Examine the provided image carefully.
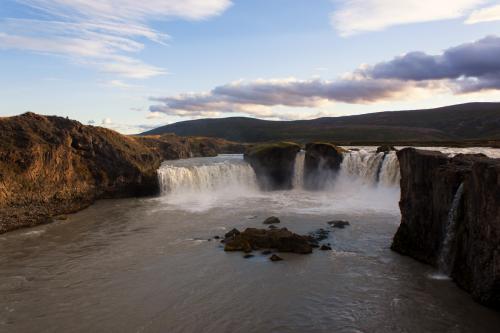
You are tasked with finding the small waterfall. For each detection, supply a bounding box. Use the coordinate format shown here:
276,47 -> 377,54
339,150 -> 400,186
293,151 -> 305,188
438,182 -> 465,275
158,159 -> 258,194
378,153 -> 401,186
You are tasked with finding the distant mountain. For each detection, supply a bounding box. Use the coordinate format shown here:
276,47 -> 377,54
142,103 -> 500,144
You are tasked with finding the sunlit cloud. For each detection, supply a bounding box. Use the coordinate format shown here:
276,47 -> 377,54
330,0 -> 485,36
466,4 -> 500,24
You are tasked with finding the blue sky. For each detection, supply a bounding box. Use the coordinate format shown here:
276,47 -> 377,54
1,0 -> 500,133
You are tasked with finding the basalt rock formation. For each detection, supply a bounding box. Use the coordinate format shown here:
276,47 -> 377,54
0,112 -> 242,233
304,142 -> 346,189
244,142 -> 300,190
392,148 -> 500,308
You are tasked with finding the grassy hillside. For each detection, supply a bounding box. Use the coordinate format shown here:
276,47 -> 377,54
142,102 -> 500,144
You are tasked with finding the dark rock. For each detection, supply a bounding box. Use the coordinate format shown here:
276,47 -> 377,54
225,228 -> 240,239
263,216 -> 280,224
392,148 -> 500,308
223,227 -> 313,254
224,237 -> 252,253
243,254 -> 254,259
261,250 -> 272,255
327,220 -> 350,228
268,225 -> 278,229
244,142 -> 301,190
320,245 -> 332,251
270,254 -> 283,261
376,145 -> 397,154
308,228 -> 330,242
214,235 -> 220,240
304,142 -> 347,190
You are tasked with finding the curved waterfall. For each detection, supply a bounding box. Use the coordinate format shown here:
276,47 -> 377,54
158,149 -> 401,196
157,157 -> 258,194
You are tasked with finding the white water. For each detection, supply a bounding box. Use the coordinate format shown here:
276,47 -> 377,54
157,149 -> 402,214
438,182 -> 465,275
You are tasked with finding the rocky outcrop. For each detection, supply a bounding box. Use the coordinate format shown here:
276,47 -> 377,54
223,227 -> 313,254
392,148 -> 500,308
0,113 -> 241,234
304,142 -> 346,190
376,145 -> 396,154
244,142 -> 300,190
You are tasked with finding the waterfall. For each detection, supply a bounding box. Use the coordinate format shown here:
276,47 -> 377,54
158,158 -> 258,195
339,150 -> 400,187
157,149 -> 401,198
293,150 -> 305,188
438,182 -> 465,275
378,153 -> 401,186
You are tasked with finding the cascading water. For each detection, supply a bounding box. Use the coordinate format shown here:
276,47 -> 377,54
157,155 -> 258,195
293,150 -> 305,188
438,182 -> 465,275
339,150 -> 400,187
157,149 -> 401,199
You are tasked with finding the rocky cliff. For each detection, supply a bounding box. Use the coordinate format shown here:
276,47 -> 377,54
304,142 -> 346,190
0,113 -> 243,233
244,142 -> 300,190
392,148 -> 500,308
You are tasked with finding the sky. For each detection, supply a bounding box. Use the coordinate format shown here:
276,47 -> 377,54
1,0 -> 500,133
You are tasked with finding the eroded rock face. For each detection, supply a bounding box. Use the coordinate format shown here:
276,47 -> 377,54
244,142 -> 300,190
392,147 -> 500,308
223,227 -> 313,254
0,113 -> 238,233
304,142 -> 346,190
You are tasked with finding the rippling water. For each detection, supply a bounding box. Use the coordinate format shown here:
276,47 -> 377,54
1,148 -> 499,332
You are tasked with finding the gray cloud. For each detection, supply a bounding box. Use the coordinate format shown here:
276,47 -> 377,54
149,78 -> 420,119
149,36 -> 500,119
366,36 -> 500,92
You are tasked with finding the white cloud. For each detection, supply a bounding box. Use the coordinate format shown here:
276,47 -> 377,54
102,117 -> 113,125
1,1 -> 232,78
466,4 -> 500,23
331,0 -> 485,36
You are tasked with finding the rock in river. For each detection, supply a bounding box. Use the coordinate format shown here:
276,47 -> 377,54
223,227 -> 313,254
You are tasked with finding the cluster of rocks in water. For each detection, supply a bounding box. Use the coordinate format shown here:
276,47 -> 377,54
216,216 -> 350,261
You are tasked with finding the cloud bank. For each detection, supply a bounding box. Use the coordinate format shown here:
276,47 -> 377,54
0,1 -> 232,78
149,36 -> 500,119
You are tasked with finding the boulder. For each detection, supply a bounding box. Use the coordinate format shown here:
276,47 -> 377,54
223,227 -> 313,254
320,245 -> 332,251
244,142 -> 301,190
263,216 -> 280,224
392,148 -> 500,308
270,254 -> 284,261
304,142 -> 347,190
327,220 -> 350,228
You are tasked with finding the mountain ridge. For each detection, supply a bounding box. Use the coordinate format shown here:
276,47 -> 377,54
142,102 -> 500,144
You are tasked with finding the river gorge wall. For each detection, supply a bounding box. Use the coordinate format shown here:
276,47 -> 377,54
392,148 -> 500,308
0,112 -> 243,233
